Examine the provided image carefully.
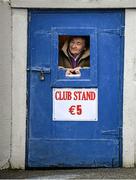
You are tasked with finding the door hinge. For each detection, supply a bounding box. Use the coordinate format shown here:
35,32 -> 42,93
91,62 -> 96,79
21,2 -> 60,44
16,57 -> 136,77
98,27 -> 124,37
102,129 -> 118,136
102,127 -> 122,138
119,26 -> 124,37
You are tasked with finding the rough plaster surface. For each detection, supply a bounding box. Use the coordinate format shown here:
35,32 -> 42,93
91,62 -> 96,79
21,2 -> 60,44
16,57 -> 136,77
10,9 -> 136,169
123,9 -> 136,167
11,9 -> 27,169
11,0 -> 136,8
0,0 -> 11,169
0,2 -> 136,169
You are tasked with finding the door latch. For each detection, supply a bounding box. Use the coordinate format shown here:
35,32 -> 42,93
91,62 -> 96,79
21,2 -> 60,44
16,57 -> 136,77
39,71 -> 45,81
27,67 -> 51,81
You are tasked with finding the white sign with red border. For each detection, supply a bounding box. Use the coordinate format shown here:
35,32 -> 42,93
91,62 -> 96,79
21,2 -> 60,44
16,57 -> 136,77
53,88 -> 98,121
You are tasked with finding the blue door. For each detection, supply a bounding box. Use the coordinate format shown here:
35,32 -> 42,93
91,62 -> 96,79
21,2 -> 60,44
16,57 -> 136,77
27,10 -> 124,168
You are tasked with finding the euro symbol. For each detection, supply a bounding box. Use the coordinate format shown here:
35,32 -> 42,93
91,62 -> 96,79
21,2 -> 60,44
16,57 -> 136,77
69,105 -> 76,115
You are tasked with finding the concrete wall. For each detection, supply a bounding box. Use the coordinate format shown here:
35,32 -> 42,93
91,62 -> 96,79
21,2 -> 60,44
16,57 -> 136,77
11,9 -> 27,169
0,0 -> 11,169
10,8 -> 136,169
0,0 -> 136,169
123,9 -> 136,167
124,10 -> 136,166
10,0 -> 136,8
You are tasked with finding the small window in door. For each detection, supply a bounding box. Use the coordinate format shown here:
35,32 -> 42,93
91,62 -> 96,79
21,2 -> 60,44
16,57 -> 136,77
58,35 -> 90,77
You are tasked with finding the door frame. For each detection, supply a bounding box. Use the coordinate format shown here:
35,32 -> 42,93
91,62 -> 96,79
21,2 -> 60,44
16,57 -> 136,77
11,8 -> 136,169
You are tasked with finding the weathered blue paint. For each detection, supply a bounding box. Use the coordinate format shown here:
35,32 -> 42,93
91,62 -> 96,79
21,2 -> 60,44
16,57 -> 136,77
27,10 -> 124,168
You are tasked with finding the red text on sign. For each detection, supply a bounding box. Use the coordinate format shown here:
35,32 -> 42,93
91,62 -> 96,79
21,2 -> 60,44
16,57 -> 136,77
55,91 -> 72,100
69,105 -> 82,115
73,91 -> 95,100
55,91 -> 96,101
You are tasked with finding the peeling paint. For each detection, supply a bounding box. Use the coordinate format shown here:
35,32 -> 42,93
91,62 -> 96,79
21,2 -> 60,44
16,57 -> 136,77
0,0 -> 10,4
0,160 -> 10,170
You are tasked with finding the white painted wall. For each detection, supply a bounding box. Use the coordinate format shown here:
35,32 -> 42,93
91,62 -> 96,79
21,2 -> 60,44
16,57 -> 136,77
123,9 -> 136,167
10,0 -> 136,8
0,1 -> 136,169
11,9 -> 27,169
0,0 -> 11,169
10,8 -> 136,169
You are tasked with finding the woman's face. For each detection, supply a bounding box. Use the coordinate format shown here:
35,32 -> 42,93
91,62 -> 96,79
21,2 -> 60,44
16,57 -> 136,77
69,37 -> 85,56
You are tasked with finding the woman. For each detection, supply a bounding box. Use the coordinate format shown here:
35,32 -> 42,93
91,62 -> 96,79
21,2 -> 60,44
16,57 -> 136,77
59,36 -> 90,75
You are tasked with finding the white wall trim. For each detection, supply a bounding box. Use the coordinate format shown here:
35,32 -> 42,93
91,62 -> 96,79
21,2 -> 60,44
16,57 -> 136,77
10,8 -> 136,168
10,0 -> 136,8
11,9 -> 27,169
0,0 -> 11,170
123,9 -> 136,167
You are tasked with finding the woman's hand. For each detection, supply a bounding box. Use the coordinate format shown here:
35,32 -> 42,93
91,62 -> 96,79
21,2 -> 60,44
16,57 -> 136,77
66,67 -> 81,75
66,68 -> 74,75
74,67 -> 81,74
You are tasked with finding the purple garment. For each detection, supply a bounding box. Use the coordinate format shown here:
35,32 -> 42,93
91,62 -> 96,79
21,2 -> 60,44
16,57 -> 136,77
67,49 -> 81,69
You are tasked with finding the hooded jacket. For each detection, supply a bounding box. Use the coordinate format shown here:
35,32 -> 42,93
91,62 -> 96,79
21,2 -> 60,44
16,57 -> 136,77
59,40 -> 90,69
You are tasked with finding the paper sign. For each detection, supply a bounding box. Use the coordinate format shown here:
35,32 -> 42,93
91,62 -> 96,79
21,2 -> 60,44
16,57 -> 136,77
53,88 -> 98,121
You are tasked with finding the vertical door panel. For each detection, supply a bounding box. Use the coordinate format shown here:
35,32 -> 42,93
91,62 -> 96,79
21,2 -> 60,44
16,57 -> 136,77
27,10 -> 124,167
